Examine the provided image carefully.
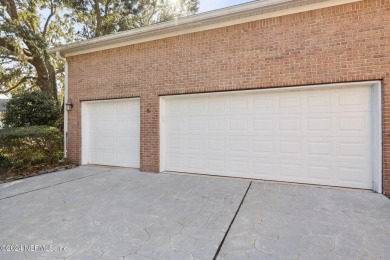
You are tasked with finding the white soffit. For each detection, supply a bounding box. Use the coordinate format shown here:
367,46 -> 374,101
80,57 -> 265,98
50,0 -> 362,57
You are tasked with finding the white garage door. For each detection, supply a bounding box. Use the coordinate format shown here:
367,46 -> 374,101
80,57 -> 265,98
82,98 -> 140,168
162,84 -> 379,189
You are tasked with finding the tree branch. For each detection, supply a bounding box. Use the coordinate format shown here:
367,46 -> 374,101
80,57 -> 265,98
43,0 -> 56,37
0,76 -> 35,94
55,67 -> 64,74
146,5 -> 157,25
0,0 -> 18,20
104,0 -> 112,18
94,0 -> 102,37
0,37 -> 32,58
0,37 -> 17,54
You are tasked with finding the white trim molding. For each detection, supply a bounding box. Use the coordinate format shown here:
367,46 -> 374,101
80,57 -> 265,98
371,81 -> 383,194
49,0 -> 362,57
56,52 -> 68,158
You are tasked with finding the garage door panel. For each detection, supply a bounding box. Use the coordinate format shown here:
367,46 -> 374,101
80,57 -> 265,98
307,140 -> 332,156
229,139 -> 249,153
206,139 -> 225,153
89,152 -> 101,164
115,136 -> 140,149
253,161 -> 274,177
279,163 -> 302,178
337,116 -> 369,135
206,118 -> 225,131
229,98 -> 250,112
167,114 -> 371,137
253,140 -> 274,153
92,151 -> 115,165
278,118 -> 301,132
187,119 -> 203,131
306,93 -> 332,109
187,139 -> 203,152
116,152 -> 139,167
83,99 -> 140,168
90,120 -> 115,133
307,165 -> 334,182
188,101 -> 203,113
163,86 -> 374,189
253,96 -> 273,110
306,117 -> 332,132
167,139 -> 183,152
229,159 -> 250,174
116,118 -> 138,131
337,142 -> 369,159
167,119 -> 184,131
207,99 -> 226,113
187,157 -> 204,171
115,102 -> 133,112
278,95 -> 301,109
333,87 -> 371,111
91,105 -> 115,117
253,118 -> 274,132
229,118 -> 248,131
206,157 -> 226,173
336,163 -> 371,188
279,141 -> 301,156
167,136 -> 371,164
90,134 -> 115,149
166,154 -> 183,169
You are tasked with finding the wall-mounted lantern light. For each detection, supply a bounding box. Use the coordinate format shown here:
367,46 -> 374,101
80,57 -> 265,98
66,98 -> 74,111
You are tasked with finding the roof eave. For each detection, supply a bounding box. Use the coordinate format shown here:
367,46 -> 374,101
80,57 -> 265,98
49,0 -> 362,57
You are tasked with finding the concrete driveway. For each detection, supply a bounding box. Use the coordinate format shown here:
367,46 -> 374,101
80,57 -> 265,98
0,166 -> 389,260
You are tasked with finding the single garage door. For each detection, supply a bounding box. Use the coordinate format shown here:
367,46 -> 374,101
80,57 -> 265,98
82,98 -> 140,168
161,83 -> 381,190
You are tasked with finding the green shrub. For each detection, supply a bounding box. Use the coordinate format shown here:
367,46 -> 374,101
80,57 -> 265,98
0,153 -> 11,169
0,126 -> 63,170
2,91 -> 60,128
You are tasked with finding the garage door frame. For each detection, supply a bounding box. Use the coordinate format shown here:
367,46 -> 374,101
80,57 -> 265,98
81,97 -> 140,168
160,81 -> 382,193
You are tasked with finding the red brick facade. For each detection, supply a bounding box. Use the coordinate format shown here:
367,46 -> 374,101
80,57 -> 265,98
67,0 -> 390,194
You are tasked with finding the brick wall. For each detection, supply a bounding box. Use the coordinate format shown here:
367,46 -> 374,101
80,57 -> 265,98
67,0 -> 390,194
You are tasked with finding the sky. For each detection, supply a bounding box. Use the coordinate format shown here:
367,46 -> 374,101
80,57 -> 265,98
0,0 -> 253,99
199,0 -> 253,13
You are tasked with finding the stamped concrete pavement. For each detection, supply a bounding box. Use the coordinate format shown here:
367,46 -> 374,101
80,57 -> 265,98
0,166 -> 249,259
1,166 -> 390,260
0,166 -> 111,200
219,182 -> 390,260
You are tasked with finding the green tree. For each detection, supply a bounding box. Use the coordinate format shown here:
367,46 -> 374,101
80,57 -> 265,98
0,0 -> 199,99
67,0 -> 199,39
0,0 -> 74,100
2,90 -> 60,127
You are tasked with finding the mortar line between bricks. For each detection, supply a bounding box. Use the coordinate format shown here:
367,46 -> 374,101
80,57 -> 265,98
0,168 -> 113,201
213,181 -> 252,260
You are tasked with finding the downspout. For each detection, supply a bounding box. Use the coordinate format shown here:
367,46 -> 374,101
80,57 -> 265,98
56,52 -> 68,159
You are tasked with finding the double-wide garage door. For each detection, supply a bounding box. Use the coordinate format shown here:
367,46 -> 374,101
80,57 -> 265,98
162,84 -> 378,190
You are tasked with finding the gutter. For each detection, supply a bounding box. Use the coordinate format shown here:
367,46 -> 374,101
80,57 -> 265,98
56,52 -> 68,159
49,0 -> 362,57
